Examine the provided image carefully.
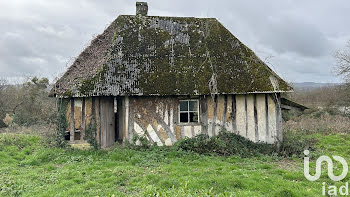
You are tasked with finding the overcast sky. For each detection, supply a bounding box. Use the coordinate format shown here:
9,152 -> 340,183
0,0 -> 349,84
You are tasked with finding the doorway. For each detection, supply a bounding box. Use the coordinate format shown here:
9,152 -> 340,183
114,97 -> 123,143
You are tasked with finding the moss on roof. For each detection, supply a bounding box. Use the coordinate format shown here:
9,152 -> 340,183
50,15 -> 292,97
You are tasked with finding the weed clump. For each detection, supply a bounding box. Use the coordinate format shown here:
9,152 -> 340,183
174,130 -> 316,158
174,131 -> 274,157
278,129 -> 317,157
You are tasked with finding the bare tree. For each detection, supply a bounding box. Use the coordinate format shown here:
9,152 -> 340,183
335,41 -> 350,82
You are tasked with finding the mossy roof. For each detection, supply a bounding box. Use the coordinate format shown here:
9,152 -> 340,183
50,15 -> 292,97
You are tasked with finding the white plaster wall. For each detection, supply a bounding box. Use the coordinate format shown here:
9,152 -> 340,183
246,95 -> 255,142
134,122 -> 144,136
235,95 -> 246,137
194,126 -> 201,136
74,98 -> 82,108
184,126 -> 192,138
146,124 -> 163,146
256,94 -> 267,142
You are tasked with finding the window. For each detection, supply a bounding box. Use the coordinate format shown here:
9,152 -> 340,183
179,100 -> 199,123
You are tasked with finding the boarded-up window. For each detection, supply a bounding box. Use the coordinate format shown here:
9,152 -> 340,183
179,100 -> 199,123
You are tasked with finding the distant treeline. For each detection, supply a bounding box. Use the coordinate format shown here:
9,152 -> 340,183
286,83 -> 350,108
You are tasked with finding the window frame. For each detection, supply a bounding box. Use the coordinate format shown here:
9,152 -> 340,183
178,99 -> 200,124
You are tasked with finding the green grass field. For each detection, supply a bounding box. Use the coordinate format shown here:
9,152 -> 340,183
0,133 -> 349,197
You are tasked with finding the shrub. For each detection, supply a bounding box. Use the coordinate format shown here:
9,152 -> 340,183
282,110 -> 302,121
84,119 -> 99,150
50,99 -> 68,148
130,134 -> 151,149
278,129 -> 317,157
174,129 -> 316,158
284,109 -> 350,134
174,130 -> 275,157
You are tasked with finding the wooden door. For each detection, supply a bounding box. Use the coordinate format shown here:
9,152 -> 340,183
100,97 -> 115,148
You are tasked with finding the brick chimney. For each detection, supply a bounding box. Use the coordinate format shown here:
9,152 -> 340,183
136,2 -> 148,16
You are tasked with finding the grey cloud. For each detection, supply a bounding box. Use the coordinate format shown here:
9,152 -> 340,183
0,0 -> 348,83
259,17 -> 331,57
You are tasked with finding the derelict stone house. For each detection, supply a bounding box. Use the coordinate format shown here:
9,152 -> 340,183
50,2 -> 292,148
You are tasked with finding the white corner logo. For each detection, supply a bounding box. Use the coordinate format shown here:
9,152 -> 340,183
304,150 -> 348,182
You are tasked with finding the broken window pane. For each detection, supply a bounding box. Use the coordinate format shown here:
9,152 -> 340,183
189,112 -> 198,122
180,112 -> 188,123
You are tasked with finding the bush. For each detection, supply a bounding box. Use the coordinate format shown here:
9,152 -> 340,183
174,130 -> 275,157
130,134 -> 151,149
49,99 -> 68,148
84,119 -> 99,150
282,110 -> 302,121
174,129 -> 316,158
278,129 -> 317,157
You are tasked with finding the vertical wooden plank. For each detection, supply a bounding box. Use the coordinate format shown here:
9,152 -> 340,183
246,95 -> 255,141
256,94 -> 267,142
117,97 -> 124,141
108,97 -> 115,147
235,95 -> 246,137
94,97 -> 101,146
232,95 -> 237,133
69,98 -> 74,142
100,98 -> 106,148
125,96 -> 129,142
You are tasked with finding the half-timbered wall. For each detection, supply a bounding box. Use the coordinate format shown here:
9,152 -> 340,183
65,93 -> 282,148
128,93 -> 282,146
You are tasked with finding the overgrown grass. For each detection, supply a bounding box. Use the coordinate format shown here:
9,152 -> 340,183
0,131 -> 348,196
